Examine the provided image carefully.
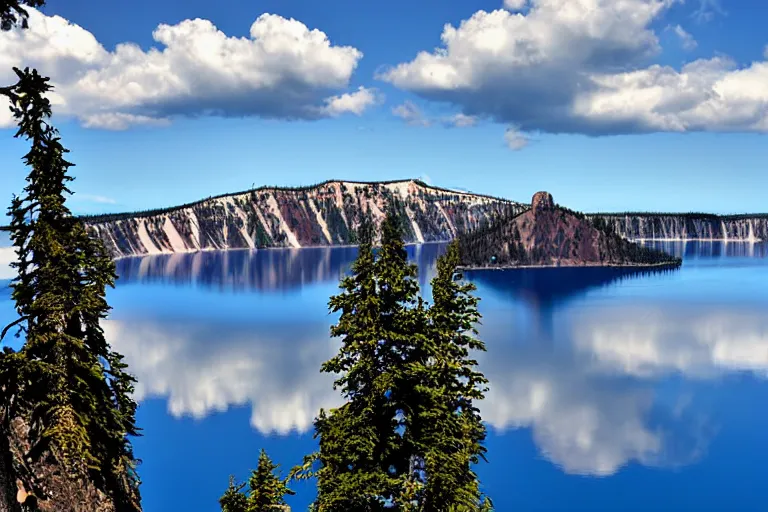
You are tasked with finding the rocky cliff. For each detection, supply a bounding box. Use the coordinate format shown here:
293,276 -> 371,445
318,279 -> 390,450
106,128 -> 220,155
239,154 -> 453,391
458,192 -> 681,269
82,180 -> 523,259
0,417 -> 124,512
589,213 -> 768,242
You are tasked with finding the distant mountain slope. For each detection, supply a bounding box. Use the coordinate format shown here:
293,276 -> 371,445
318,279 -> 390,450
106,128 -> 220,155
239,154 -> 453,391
81,179 -> 525,259
459,192 -> 681,269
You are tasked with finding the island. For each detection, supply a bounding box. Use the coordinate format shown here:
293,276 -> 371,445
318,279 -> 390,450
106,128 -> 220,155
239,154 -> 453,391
458,191 -> 682,270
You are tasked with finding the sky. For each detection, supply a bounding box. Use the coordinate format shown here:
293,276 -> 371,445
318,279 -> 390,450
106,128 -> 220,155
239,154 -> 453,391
0,0 -> 766,218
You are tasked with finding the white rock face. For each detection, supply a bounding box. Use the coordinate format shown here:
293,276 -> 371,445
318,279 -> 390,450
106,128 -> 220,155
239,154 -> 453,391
83,179 -> 524,258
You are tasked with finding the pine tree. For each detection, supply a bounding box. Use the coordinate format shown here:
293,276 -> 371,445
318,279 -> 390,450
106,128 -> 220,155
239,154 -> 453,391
294,217 -> 397,510
219,476 -> 248,512
0,67 -> 141,509
0,0 -> 44,30
419,241 -> 492,511
375,205 -> 428,510
220,450 -> 294,512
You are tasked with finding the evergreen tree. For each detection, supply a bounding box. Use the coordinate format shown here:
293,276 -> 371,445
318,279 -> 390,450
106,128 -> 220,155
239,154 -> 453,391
296,208 -> 492,511
419,241 -> 492,511
219,450 -> 294,512
220,476 -> 249,512
0,67 -> 140,509
0,0 -> 44,30
295,217 -> 398,510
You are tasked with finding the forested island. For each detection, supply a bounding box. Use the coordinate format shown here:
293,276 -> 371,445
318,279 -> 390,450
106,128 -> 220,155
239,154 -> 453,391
458,192 -> 682,270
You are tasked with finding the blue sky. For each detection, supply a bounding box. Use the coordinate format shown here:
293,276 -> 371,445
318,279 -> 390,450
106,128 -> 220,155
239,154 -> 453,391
0,0 -> 767,217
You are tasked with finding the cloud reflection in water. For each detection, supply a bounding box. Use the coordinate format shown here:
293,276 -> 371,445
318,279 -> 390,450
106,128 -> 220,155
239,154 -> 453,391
104,245 -> 768,477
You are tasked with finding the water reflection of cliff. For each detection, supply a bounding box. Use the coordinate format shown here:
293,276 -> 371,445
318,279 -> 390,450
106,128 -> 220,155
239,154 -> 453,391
114,244 -> 447,292
466,266 -> 678,307
466,266 -> 679,341
641,240 -> 768,259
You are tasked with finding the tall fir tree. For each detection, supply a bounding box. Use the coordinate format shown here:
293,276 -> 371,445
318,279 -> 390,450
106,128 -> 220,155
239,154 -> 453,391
418,241 -> 492,511
0,67 -> 141,510
296,208 -> 492,511
219,449 -> 294,512
0,0 -> 44,30
295,217 -> 399,510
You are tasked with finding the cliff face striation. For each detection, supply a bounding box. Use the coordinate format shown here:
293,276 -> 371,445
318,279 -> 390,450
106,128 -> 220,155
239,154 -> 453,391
589,213 -> 768,242
82,180 -> 524,259
0,417 -> 125,512
458,192 -> 681,269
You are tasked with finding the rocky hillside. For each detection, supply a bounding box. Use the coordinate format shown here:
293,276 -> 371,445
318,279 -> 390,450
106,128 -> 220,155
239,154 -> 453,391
589,213 -> 768,241
81,180 -> 523,259
458,192 -> 681,269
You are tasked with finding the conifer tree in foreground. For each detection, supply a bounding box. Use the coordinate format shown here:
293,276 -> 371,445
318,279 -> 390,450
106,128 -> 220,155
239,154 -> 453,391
0,67 -> 141,510
294,217 -> 399,510
295,209 -> 493,511
0,0 -> 44,31
412,241 -> 493,511
219,449 -> 294,512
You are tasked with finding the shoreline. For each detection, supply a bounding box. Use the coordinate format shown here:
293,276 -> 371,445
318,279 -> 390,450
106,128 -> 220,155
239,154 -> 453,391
108,240 -> 452,262
457,261 -> 682,271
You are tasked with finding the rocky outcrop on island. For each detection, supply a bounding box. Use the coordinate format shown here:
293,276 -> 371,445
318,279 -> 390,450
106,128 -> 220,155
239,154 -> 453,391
81,180 -> 523,259
458,192 -> 681,269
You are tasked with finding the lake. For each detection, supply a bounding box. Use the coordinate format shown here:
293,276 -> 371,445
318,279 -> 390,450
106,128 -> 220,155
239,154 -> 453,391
1,241 -> 768,511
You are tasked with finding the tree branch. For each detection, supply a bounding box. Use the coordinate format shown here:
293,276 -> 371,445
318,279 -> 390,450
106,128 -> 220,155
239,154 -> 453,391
1,316 -> 27,342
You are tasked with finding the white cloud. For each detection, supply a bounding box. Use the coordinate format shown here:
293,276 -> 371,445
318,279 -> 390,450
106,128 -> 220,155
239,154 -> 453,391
504,126 -> 529,150
72,194 -> 117,204
321,86 -> 380,117
392,100 -> 431,126
104,318 -> 343,434
669,24 -> 698,51
503,0 -> 528,11
0,9 -> 374,129
379,0 -> 768,138
692,0 -> 725,24
445,113 -> 478,127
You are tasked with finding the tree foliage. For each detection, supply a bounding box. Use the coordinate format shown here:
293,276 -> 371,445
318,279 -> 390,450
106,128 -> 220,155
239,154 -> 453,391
0,0 -> 43,31
294,207 -> 493,511
219,449 -> 294,512
0,67 -> 141,509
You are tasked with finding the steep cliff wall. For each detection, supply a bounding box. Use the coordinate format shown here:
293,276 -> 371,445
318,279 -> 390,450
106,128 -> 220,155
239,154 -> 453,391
82,180 -> 524,259
589,214 -> 768,242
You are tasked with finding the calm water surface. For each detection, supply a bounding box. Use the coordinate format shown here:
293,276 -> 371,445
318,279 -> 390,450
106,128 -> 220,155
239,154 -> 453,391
1,241 -> 768,511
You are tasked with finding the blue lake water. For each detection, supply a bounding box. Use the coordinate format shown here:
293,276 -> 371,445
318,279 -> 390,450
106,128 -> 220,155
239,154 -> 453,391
1,241 -> 768,511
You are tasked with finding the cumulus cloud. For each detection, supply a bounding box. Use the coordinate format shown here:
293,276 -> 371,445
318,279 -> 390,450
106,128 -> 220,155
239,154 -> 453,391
503,0 -> 528,10
0,9 -> 376,129
378,0 -> 768,138
504,126 -> 529,150
669,24 -> 698,51
445,113 -> 478,127
392,100 -> 431,126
